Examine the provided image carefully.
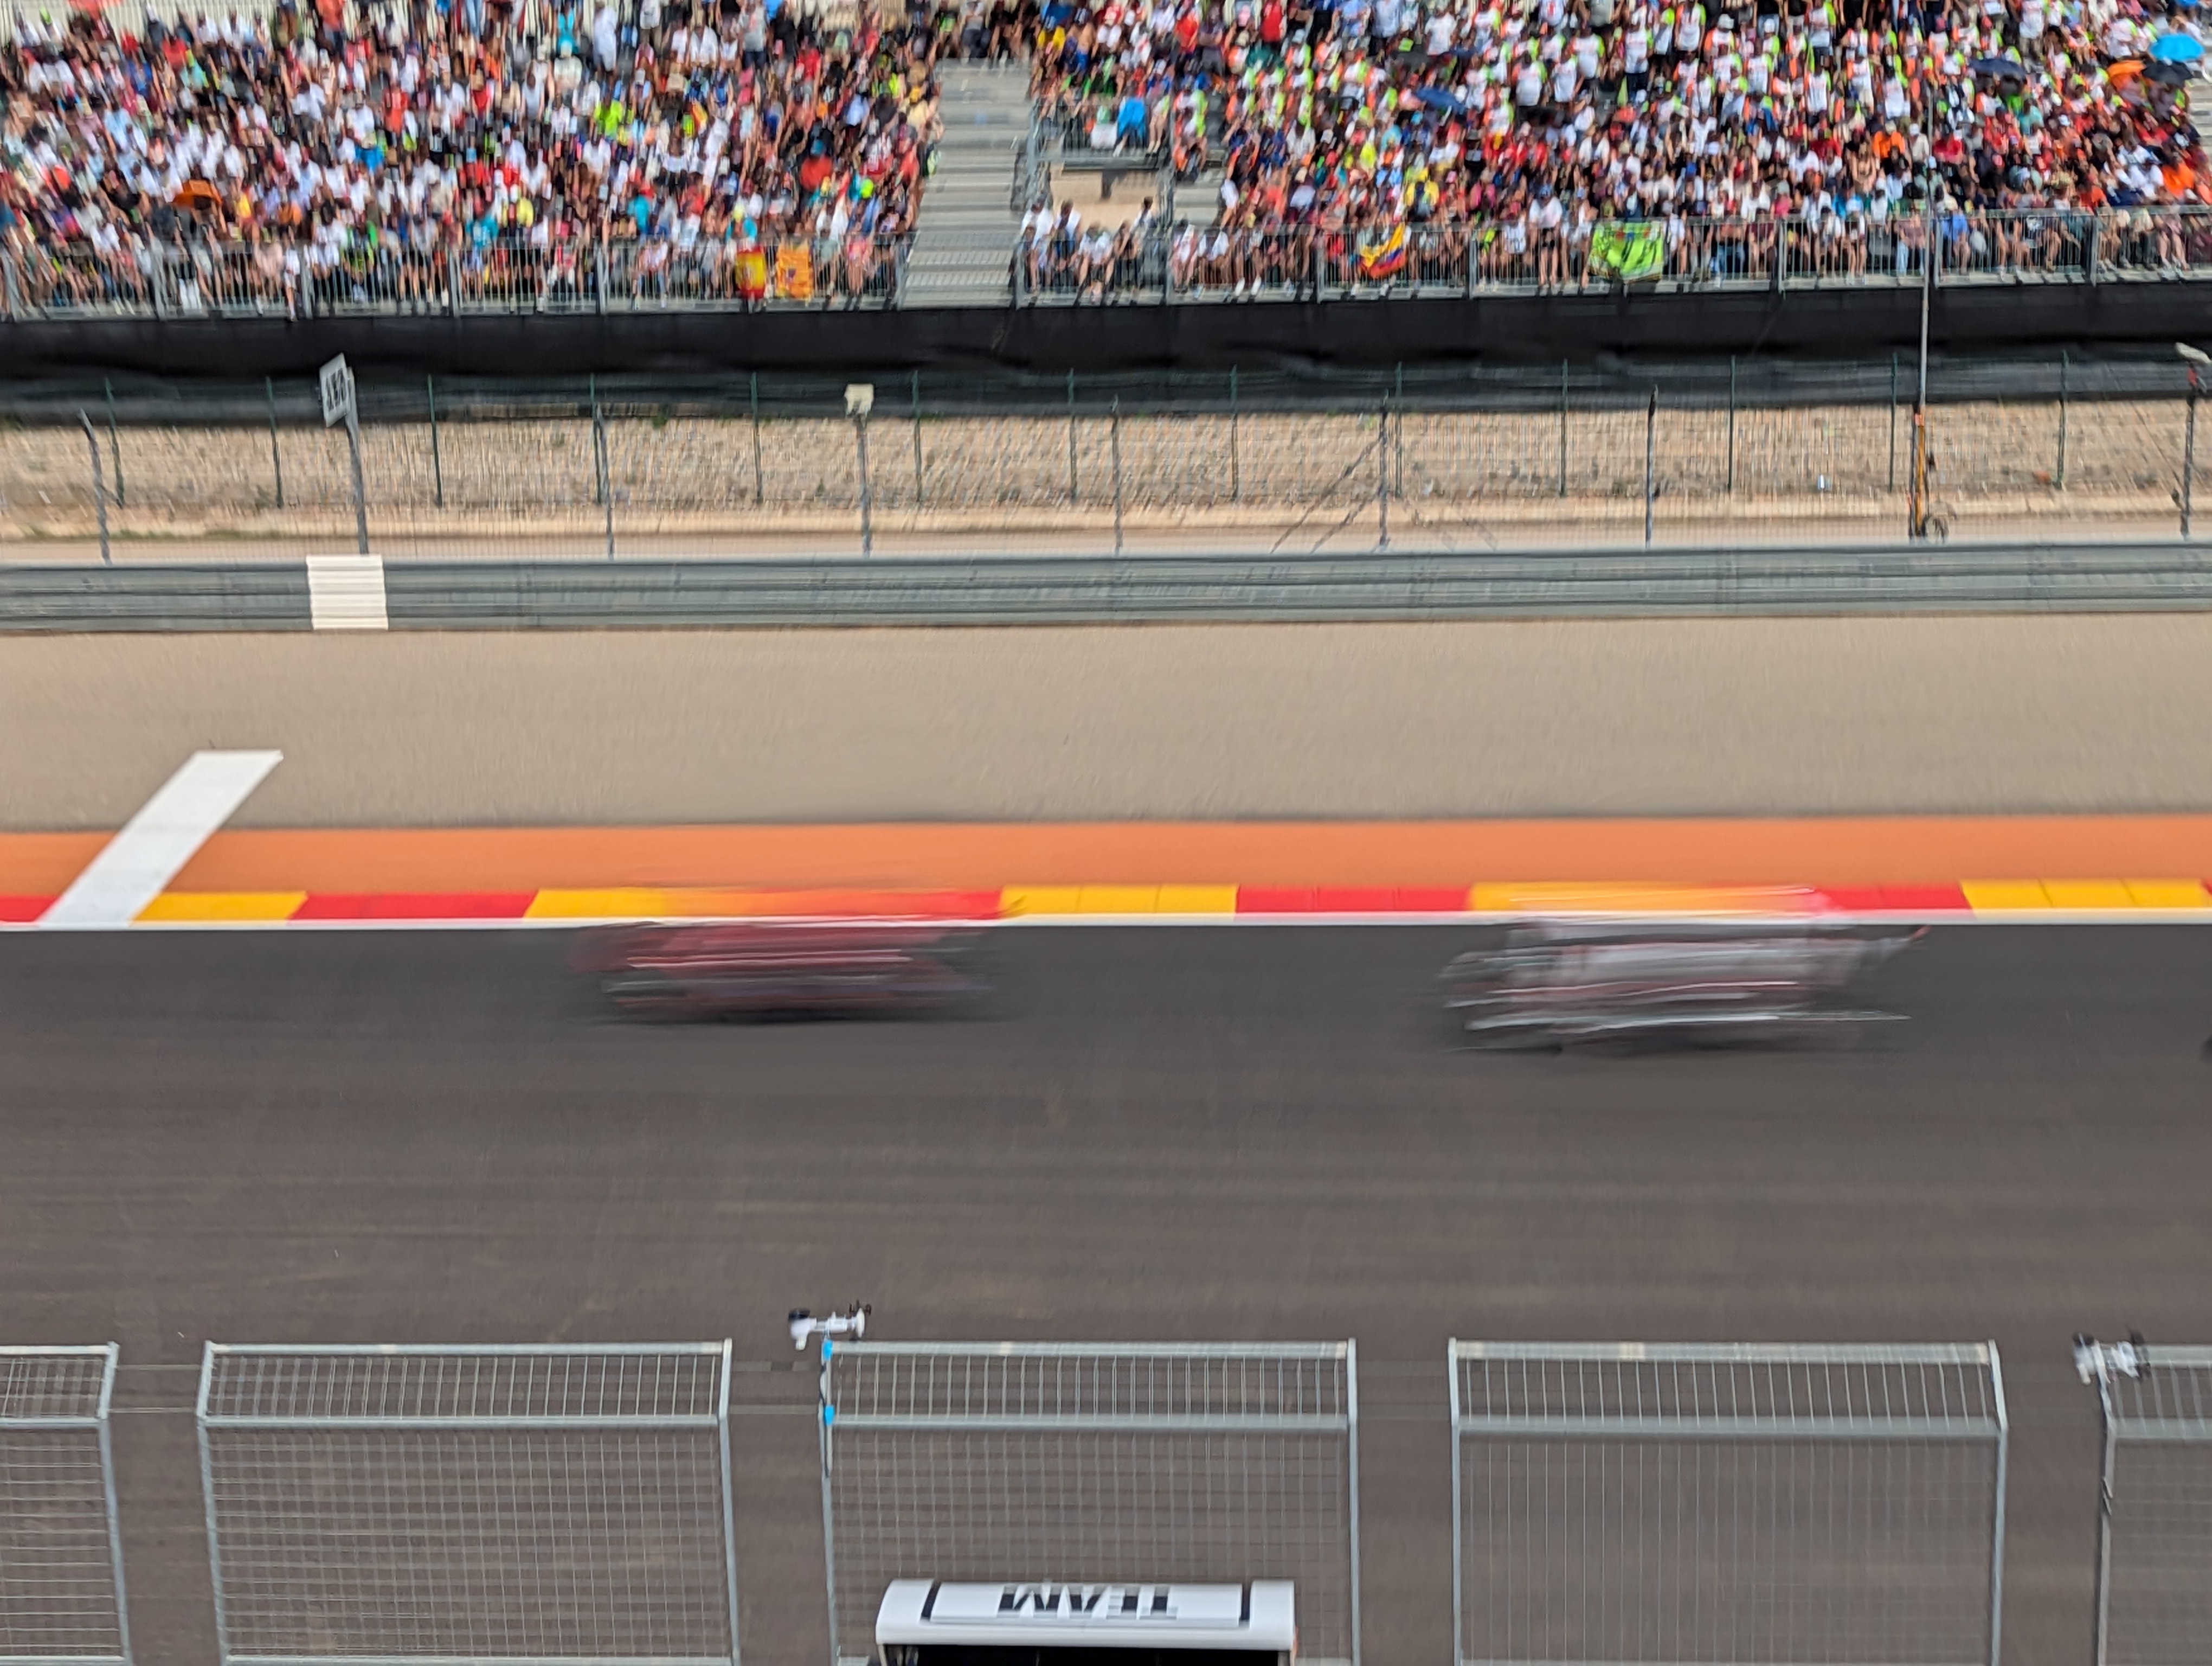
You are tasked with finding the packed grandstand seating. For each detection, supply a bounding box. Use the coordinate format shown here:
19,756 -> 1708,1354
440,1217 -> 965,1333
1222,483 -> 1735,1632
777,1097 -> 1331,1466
1,0 -> 941,309
1025,0 -> 2212,293
3,0 -> 2210,310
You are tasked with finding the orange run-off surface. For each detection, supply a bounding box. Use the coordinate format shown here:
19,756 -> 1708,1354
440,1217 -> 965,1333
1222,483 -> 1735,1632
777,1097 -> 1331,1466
9,816 -> 2212,924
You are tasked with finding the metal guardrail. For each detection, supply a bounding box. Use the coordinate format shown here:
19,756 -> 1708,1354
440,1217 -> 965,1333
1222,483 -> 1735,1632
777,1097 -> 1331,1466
9,206 -> 2212,323
10,543 -> 2212,631
1,233 -> 911,323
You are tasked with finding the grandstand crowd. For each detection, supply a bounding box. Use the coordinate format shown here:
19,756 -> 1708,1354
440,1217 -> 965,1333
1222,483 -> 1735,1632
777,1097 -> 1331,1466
1,0 -> 941,306
2,0 -> 2209,307
1028,0 -> 2212,290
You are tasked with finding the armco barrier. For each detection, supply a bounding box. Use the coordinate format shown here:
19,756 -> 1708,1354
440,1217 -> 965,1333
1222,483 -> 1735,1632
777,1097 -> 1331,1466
0,566 -> 310,631
11,545 -> 2212,631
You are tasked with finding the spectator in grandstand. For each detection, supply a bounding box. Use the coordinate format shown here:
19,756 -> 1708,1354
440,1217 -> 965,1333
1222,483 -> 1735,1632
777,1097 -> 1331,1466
1,0 -> 941,311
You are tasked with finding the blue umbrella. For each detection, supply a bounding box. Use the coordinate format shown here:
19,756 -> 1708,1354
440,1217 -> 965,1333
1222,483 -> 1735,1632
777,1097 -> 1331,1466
1413,86 -> 1467,114
2151,31 -> 2204,62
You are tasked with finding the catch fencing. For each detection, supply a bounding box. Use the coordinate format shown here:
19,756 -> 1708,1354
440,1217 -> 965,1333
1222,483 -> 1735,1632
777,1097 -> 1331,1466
1449,1341 -> 2009,1666
3,355 -> 2209,563
2089,1345 -> 2212,1666
816,1341 -> 1359,1666
195,1343 -> 742,1666
0,1347 -> 131,1666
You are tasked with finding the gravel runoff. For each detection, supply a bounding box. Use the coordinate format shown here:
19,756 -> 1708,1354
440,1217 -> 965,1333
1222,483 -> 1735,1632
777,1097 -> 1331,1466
6,614 -> 2212,829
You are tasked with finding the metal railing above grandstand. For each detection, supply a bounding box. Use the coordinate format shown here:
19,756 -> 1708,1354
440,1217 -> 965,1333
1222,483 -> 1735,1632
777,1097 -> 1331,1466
1013,205 -> 2212,305
1,230 -> 910,323
9,207 -> 2211,323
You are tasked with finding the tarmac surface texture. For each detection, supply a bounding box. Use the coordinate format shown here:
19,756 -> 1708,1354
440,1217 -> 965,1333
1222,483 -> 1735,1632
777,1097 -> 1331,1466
11,614 -> 2212,829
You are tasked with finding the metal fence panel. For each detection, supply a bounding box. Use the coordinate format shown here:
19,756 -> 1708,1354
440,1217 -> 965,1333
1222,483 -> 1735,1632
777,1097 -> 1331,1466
1450,1342 -> 2008,1666
2092,1345 -> 2212,1666
0,1346 -> 130,1666
819,1341 -> 1358,1666
196,1343 -> 741,1666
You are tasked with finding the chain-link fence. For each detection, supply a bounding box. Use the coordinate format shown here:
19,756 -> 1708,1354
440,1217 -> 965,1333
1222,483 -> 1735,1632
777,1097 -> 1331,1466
195,1343 -> 742,1666
1449,1341 -> 2009,1666
3,355 -> 2209,562
0,1347 -> 131,1666
2089,1345 -> 2212,1666
818,1341 -> 1359,1666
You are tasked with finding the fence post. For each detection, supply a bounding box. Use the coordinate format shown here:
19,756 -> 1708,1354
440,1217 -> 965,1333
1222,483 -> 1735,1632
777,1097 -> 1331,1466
1889,352 -> 1900,494
750,372 -> 765,507
344,400 -> 370,557
1988,1341 -> 2008,1666
1109,395 -> 1124,556
427,375 -> 445,509
446,247 -> 460,318
1725,356 -> 1737,492
1557,360 -> 1569,497
856,412 -> 874,557
2056,349 -> 2069,490
595,244 -> 609,316
1067,369 -> 1079,504
2085,209 -> 2102,287
1346,1336 -> 1362,1666
265,377 -> 285,510
103,380 -> 125,508
818,1342 -> 841,1666
910,370 -> 924,510
2,249 -> 21,318
591,376 -> 615,558
1644,387 -> 1657,544
79,412 -> 111,566
1394,363 -> 1405,497
2091,1364 -> 2117,1666
2183,365 -> 2198,541
1377,396 -> 1391,552
1230,364 -> 1240,504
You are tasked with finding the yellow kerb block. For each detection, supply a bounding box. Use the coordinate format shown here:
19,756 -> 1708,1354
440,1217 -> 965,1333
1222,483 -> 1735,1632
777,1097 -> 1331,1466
1960,881 -> 2053,912
2123,880 -> 2212,909
1075,886 -> 1165,913
2040,881 -> 2139,910
137,892 -> 307,922
1154,886 -> 1239,915
999,886 -> 1086,917
524,888 -> 677,919
1470,883 -> 1817,915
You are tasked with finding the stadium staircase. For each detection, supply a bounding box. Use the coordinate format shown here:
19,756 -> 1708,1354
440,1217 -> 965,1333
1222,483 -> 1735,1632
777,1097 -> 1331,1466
905,62 -> 1032,307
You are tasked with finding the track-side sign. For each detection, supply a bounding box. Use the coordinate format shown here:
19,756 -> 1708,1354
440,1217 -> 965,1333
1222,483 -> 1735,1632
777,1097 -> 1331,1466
877,1580 -> 1296,1652
319,355 -> 356,428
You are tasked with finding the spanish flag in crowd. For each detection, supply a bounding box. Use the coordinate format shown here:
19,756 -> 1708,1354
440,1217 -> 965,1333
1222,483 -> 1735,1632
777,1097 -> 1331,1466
1356,223 -> 1410,280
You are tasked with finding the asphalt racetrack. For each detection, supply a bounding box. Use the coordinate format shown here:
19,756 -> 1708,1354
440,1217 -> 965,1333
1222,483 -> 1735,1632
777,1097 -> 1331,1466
7,922 -> 2210,1666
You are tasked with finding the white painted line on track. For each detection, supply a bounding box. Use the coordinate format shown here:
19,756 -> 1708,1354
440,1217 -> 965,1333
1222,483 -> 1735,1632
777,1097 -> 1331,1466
41,751 -> 284,930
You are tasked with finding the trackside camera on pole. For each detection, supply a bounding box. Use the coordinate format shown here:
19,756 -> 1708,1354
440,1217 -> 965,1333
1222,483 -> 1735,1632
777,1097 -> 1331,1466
2076,1331 -> 2147,1384
790,1302 -> 871,1351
